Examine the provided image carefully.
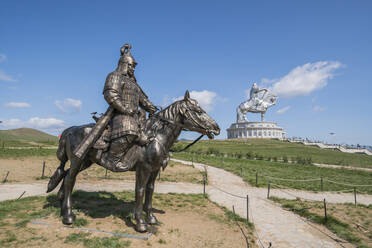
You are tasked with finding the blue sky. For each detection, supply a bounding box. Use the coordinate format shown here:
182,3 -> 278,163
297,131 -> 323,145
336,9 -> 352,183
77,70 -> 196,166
0,1 -> 371,145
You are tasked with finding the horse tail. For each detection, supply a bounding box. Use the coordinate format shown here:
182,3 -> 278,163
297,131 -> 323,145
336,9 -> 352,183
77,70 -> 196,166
47,129 -> 70,193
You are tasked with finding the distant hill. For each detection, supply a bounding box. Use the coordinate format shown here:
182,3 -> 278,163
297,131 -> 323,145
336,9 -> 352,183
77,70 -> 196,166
0,128 -> 58,147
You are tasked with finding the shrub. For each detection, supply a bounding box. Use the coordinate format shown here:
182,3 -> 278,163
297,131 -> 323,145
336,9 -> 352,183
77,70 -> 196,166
283,155 -> 288,163
246,151 -> 253,159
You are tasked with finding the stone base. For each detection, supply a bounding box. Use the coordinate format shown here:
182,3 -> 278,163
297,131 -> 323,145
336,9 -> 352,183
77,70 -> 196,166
226,121 -> 286,139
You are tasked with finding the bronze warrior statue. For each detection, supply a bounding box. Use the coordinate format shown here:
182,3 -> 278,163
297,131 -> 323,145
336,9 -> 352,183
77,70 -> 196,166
47,44 -> 220,232
100,44 -> 158,172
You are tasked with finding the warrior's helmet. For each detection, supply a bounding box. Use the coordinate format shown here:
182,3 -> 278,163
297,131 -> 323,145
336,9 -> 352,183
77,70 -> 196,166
118,44 -> 137,66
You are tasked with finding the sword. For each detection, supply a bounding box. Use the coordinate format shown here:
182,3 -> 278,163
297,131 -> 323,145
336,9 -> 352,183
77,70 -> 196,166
73,106 -> 114,160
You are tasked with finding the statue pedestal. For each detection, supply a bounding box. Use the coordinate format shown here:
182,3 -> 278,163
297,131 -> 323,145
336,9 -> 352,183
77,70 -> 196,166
226,121 -> 286,140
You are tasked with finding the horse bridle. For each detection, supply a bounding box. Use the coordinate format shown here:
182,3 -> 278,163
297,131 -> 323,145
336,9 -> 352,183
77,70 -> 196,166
151,109 -> 205,153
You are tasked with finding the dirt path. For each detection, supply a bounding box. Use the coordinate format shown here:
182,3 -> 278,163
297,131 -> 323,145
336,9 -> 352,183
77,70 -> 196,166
313,162 -> 372,172
171,159 -> 372,248
0,180 -> 202,202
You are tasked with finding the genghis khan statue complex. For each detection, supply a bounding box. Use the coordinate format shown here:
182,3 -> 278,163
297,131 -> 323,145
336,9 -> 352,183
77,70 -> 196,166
227,82 -> 286,139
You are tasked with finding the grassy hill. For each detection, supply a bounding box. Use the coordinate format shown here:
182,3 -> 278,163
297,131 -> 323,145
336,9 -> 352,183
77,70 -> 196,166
0,128 -> 58,147
172,139 -> 372,193
172,139 -> 372,168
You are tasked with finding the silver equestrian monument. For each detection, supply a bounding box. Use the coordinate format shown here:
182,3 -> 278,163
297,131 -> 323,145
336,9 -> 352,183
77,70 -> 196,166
227,82 -> 286,139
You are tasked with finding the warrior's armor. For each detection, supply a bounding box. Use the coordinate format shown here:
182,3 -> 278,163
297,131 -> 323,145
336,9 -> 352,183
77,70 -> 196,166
249,82 -> 267,107
100,44 -> 157,172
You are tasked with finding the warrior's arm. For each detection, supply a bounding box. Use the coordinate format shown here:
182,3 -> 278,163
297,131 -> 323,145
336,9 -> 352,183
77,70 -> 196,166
138,85 -> 157,114
103,73 -> 134,115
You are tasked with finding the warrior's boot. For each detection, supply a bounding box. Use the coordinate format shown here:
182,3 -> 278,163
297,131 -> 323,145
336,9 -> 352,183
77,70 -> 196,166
100,135 -> 136,172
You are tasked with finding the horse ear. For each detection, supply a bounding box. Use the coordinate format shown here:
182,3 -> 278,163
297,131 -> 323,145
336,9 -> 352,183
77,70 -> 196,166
184,90 -> 190,100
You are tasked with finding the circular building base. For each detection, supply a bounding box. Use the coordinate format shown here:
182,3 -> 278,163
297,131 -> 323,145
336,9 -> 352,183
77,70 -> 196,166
226,121 -> 286,140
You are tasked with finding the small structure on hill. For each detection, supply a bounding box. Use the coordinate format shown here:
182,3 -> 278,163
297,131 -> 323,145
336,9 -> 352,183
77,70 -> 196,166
227,82 -> 286,139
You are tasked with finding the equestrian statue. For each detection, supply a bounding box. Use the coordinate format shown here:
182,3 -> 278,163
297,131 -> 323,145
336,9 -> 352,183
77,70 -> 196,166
46,44 -> 220,232
236,82 -> 277,122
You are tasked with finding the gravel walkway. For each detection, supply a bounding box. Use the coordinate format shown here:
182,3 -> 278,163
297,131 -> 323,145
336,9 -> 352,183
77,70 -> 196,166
171,159 -> 372,248
0,180 -> 202,202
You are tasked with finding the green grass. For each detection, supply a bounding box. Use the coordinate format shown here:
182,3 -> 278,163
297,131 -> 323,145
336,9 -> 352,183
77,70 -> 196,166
172,139 -> 372,168
0,128 -> 58,147
172,152 -> 372,194
65,232 -> 131,248
270,197 -> 372,248
0,190 -> 257,247
0,148 -> 57,158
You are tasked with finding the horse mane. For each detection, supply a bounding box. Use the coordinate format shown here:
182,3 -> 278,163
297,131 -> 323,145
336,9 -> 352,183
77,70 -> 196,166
143,100 -> 183,135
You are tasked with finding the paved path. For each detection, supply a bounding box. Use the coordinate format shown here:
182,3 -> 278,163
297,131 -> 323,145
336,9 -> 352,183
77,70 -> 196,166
171,159 -> 372,248
313,163 -> 372,172
0,180 -> 202,202
2,159 -> 372,247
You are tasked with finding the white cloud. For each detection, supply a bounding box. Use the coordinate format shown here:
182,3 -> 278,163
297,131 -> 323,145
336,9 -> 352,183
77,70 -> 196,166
263,61 -> 342,98
55,98 -> 82,113
173,90 -> 218,112
0,117 -> 66,132
276,106 -> 291,114
313,105 -> 327,112
5,102 -> 31,108
0,70 -> 16,82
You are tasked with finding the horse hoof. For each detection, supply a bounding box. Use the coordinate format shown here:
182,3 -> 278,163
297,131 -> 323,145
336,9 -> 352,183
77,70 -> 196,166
62,214 -> 76,225
135,223 -> 148,233
147,215 -> 158,225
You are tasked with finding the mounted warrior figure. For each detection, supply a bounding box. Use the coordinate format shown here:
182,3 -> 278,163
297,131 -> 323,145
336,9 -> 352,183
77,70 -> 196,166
236,82 -> 276,122
73,44 -> 158,172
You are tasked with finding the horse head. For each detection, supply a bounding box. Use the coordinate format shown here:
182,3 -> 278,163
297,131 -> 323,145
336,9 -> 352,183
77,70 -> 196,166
178,90 -> 220,139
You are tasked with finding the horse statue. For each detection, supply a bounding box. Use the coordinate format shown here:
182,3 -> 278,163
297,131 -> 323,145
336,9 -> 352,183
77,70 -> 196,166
236,93 -> 277,122
46,90 -> 220,232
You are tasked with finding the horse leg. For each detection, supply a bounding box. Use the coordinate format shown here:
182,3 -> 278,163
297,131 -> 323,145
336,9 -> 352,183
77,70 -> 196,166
58,159 -> 92,206
61,157 -> 81,225
57,168 -> 69,204
144,170 -> 159,225
134,165 -> 151,232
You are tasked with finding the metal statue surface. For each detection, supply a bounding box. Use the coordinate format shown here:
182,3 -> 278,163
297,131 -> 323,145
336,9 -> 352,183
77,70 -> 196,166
47,45 -> 220,233
73,44 -> 157,172
237,82 -> 277,122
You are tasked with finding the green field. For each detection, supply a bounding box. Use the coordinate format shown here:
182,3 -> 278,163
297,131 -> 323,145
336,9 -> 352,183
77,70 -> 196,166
172,152 -> 372,194
0,148 -> 57,158
0,128 -> 58,147
172,139 -> 372,168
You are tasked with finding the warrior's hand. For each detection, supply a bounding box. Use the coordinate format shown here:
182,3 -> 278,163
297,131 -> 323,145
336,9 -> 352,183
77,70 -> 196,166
149,106 -> 158,115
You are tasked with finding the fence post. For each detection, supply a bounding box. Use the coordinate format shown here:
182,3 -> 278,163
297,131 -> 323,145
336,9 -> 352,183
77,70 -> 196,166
240,166 -> 243,176
267,181 -> 271,199
18,191 -> 26,200
323,198 -> 327,223
192,154 -> 194,166
354,187 -> 357,206
105,169 -> 108,179
42,161 -> 46,178
320,177 -> 323,191
158,171 -> 161,181
246,195 -> 249,223
203,176 -> 206,197
2,171 -> 9,184
255,172 -> 258,187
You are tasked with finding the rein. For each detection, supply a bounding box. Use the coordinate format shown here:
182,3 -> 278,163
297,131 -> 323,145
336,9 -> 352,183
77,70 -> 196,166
169,134 -> 204,153
149,112 -> 205,153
